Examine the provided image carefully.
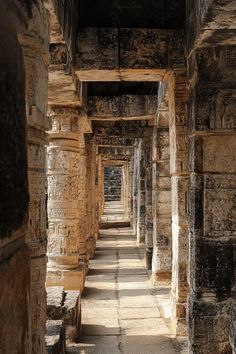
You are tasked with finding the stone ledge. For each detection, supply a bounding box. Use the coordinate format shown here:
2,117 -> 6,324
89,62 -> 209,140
45,320 -> 66,354
46,286 -> 82,342
46,286 -> 64,320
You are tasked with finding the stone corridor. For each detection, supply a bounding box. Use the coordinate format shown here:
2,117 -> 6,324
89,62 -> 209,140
0,1 -> 236,353
67,205 -> 181,354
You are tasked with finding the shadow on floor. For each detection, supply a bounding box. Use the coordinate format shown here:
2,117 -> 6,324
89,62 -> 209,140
67,334 -> 179,354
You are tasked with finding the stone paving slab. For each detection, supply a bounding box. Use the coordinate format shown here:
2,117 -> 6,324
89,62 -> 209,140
67,211 -> 180,354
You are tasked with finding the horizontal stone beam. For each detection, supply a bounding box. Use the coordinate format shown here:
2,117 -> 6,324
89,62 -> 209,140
187,0 -> 236,49
94,136 -> 136,146
98,147 -> 133,155
87,95 -> 157,121
98,144 -> 133,148
101,156 -> 131,163
48,70 -> 82,108
75,28 -> 185,81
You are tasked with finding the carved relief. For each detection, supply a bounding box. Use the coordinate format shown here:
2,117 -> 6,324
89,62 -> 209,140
204,175 -> 236,238
47,175 -> 79,201
47,147 -> 80,172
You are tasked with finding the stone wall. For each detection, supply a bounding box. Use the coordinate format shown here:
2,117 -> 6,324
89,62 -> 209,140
152,82 -> 172,282
0,1 -> 49,353
104,166 -> 122,202
188,46 -> 236,354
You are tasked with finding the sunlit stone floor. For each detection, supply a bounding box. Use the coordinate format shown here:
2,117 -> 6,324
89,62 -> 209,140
67,205 -> 186,354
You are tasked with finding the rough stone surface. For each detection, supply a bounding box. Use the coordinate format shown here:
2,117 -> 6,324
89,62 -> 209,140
0,1 -> 235,354
67,208 -> 184,353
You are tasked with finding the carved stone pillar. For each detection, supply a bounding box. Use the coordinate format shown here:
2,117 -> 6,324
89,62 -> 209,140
132,142 -> 139,233
137,139 -> 146,244
19,3 -> 49,353
152,83 -> 172,282
188,47 -> 236,354
85,137 -> 97,258
169,74 -> 189,336
98,156 -> 104,218
144,137 -> 153,270
123,162 -> 130,218
46,108 -> 86,291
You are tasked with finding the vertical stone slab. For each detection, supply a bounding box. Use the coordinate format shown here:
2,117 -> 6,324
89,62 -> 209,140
46,108 -> 85,291
137,139 -> 146,244
188,47 -> 236,354
19,3 -> 50,351
104,166 -> 122,201
152,82 -> 172,282
169,74 -> 189,336
85,137 -> 97,258
78,143 -> 89,272
131,142 -> 139,233
0,3 -> 31,352
144,137 -> 153,270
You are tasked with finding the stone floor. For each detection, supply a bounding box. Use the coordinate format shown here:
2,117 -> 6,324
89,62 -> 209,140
100,202 -> 130,225
67,208 -> 186,354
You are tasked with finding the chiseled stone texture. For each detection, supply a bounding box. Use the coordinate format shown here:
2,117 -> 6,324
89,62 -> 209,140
47,108 -> 88,291
188,46 -> 236,353
19,2 -> 50,351
46,320 -> 66,354
0,245 -> 31,354
104,166 -> 122,202
0,4 -> 32,353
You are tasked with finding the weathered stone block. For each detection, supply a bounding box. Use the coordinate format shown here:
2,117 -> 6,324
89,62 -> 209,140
45,320 -> 66,354
193,238 -> 235,295
63,290 -> 81,341
0,245 -> 31,354
171,176 -> 188,227
46,286 -> 64,320
230,303 -> 236,353
77,28 -> 118,70
204,175 -> 236,239
156,161 -> 170,177
188,297 -> 232,354
46,267 -> 85,292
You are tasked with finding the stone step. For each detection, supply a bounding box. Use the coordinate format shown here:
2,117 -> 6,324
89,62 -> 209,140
45,320 -> 66,354
46,286 -> 82,342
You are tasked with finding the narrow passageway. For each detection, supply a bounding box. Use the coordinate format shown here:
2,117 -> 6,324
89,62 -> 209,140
67,204 -> 179,354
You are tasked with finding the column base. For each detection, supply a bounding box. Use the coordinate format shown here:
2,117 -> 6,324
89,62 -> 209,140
151,271 -> 171,285
145,247 -> 153,270
46,266 -> 86,292
170,291 -> 187,336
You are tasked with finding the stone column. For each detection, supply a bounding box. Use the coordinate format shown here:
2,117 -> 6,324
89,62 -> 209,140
85,137 -> 97,258
152,83 -> 172,283
129,155 -> 135,226
188,47 -> 236,354
137,139 -> 146,244
169,74 -> 189,336
98,156 -> 105,218
46,108 -> 86,291
132,142 -> 139,233
123,162 -> 130,218
144,137 -> 153,270
19,3 -> 49,352
0,7 -> 31,352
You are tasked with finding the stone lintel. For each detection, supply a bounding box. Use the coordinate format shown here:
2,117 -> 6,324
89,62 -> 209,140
87,95 -> 157,120
187,0 -> 236,50
48,70 -> 82,107
76,28 -> 185,78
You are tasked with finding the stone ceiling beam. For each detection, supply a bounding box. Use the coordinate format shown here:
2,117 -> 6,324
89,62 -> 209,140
87,93 -> 157,121
75,28 -> 185,81
46,0 -> 85,109
98,144 -> 133,148
187,0 -> 236,49
94,136 -> 136,146
101,157 -> 131,163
